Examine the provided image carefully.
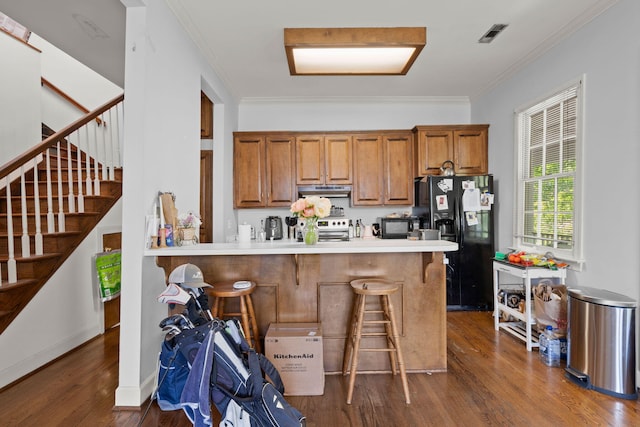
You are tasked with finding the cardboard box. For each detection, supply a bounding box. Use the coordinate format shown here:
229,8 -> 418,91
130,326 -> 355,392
264,323 -> 324,396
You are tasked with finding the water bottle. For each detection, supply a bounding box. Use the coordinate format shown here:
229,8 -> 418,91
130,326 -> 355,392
539,325 -> 561,367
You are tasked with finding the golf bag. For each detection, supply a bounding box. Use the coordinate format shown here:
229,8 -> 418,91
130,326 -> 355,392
207,320 -> 305,427
158,318 -> 304,427
157,339 -> 190,411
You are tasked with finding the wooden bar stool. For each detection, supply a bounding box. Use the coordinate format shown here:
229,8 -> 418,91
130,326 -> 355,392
342,278 -> 410,404
206,280 -> 261,353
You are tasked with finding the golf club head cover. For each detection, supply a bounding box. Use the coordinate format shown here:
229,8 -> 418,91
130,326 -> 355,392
158,283 -> 192,305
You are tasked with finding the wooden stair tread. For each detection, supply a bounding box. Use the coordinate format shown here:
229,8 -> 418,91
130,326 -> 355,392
0,252 -> 62,263
0,278 -> 40,292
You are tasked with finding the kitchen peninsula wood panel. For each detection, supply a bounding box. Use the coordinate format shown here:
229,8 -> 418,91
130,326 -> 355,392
154,248 -> 448,373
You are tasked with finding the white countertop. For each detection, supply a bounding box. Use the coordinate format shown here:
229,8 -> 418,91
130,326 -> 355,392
144,238 -> 458,256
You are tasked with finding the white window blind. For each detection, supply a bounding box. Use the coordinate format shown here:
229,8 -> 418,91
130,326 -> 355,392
515,81 -> 583,263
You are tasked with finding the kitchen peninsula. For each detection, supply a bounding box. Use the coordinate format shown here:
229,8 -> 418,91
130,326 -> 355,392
146,239 -> 457,373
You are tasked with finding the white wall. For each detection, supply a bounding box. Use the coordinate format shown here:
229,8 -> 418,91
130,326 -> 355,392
116,0 -> 238,406
0,30 -> 40,164
30,33 -> 123,111
471,0 -> 640,301
239,97 -> 470,131
471,0 -> 639,385
33,32 -> 123,137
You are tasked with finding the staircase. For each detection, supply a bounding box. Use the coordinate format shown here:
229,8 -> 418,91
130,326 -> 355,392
0,94 -> 124,334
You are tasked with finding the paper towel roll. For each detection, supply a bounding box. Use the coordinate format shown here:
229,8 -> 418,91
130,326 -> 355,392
238,223 -> 251,243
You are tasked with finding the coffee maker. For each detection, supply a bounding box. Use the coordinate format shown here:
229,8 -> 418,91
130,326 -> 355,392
285,216 -> 298,239
264,216 -> 283,240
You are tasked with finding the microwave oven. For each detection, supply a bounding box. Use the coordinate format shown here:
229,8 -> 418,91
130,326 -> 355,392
378,217 -> 415,239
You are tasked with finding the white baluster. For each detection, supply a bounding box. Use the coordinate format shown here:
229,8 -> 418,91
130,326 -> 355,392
100,114 -> 108,181
116,103 -> 123,167
5,178 -> 17,283
58,141 -> 67,232
93,122 -> 101,195
45,148 -> 55,233
20,166 -> 30,258
76,130 -> 85,213
108,107 -> 116,181
32,159 -> 43,255
84,126 -> 93,196
66,137 -> 75,214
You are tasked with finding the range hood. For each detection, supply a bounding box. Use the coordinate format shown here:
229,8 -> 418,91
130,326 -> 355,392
297,185 -> 352,198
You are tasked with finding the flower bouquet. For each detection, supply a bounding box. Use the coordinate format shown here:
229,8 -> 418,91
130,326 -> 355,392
290,196 -> 331,245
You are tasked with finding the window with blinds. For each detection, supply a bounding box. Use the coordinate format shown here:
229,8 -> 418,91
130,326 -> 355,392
515,80 -> 583,263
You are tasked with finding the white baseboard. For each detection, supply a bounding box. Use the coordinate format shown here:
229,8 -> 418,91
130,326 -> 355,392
115,371 -> 157,407
0,326 -> 99,389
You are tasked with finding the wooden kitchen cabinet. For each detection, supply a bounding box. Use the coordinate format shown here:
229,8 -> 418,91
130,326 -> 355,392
383,132 -> 414,205
352,134 -> 383,205
352,131 -> 413,206
266,136 -> 296,206
234,133 -> 295,208
234,135 -> 265,208
200,92 -> 213,139
413,125 -> 488,176
296,134 -> 352,185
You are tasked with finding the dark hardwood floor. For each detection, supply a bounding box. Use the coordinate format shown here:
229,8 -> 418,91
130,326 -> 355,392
1,311 -> 638,426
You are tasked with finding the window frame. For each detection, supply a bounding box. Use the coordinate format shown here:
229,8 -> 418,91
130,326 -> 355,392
513,77 -> 585,268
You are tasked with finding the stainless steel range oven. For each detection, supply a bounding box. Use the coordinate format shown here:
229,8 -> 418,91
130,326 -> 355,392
297,217 -> 351,242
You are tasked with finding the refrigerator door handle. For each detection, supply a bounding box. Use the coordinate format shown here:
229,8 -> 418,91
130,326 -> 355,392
456,193 -> 464,248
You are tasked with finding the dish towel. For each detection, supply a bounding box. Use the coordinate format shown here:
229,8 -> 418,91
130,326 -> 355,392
180,327 -> 215,427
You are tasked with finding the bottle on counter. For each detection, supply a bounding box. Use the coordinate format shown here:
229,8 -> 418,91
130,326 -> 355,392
355,219 -> 361,238
539,325 -> 561,367
348,220 -> 354,239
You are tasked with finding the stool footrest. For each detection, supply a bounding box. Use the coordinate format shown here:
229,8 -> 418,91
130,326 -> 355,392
359,332 -> 390,337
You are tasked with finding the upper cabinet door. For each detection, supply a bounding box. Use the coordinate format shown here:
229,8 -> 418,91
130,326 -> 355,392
413,125 -> 488,176
296,135 -> 324,185
266,136 -> 296,206
324,135 -> 352,184
296,134 -> 352,185
352,135 -> 384,205
454,127 -> 488,175
234,135 -> 265,208
200,92 -> 213,139
415,129 -> 454,176
383,133 -> 413,205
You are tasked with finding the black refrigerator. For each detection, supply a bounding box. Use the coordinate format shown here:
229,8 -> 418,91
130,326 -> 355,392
414,175 -> 495,310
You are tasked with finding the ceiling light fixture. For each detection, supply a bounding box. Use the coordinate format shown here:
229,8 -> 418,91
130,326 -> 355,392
284,27 -> 426,76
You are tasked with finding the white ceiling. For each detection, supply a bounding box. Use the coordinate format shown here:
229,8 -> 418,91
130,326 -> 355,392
0,0 -> 618,102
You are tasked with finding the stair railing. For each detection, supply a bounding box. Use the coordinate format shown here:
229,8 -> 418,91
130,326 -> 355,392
0,94 -> 124,286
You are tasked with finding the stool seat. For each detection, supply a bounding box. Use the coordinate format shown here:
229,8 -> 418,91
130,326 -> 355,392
209,280 -> 257,297
351,279 -> 399,295
343,278 -> 410,404
206,280 -> 261,353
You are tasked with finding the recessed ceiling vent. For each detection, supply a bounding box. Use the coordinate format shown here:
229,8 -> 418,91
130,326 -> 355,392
478,24 -> 508,43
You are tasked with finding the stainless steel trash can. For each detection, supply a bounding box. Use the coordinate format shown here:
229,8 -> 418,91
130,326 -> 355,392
565,286 -> 637,399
